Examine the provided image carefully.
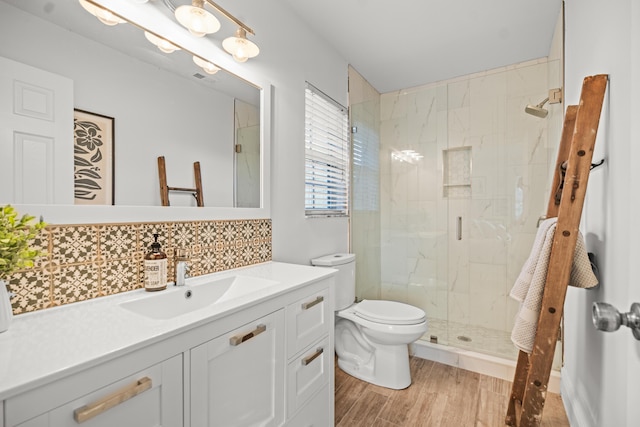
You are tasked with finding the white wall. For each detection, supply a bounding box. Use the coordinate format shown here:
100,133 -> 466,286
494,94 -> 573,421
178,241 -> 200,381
563,1 -> 640,426
0,2 -> 237,207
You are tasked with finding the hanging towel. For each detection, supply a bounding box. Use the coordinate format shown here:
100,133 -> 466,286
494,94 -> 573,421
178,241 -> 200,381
510,217 -> 598,353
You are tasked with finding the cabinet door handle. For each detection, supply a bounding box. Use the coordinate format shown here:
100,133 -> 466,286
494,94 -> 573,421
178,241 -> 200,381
301,296 -> 324,310
302,347 -> 324,366
73,377 -> 152,423
229,323 -> 267,346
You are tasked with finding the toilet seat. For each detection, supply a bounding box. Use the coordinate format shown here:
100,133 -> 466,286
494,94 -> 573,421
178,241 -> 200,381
353,300 -> 426,325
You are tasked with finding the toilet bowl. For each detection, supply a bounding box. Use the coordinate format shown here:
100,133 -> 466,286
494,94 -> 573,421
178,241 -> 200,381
311,253 -> 428,389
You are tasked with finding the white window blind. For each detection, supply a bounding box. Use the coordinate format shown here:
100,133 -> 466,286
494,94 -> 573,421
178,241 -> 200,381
305,83 -> 350,217
352,123 -> 379,211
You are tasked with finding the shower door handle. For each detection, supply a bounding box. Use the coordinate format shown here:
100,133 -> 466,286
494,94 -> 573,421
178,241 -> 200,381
456,216 -> 462,240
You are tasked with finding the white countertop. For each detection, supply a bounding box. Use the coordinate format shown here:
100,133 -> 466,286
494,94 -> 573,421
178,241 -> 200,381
0,261 -> 335,400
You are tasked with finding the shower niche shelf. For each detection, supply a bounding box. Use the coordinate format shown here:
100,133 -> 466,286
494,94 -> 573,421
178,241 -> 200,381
443,146 -> 471,198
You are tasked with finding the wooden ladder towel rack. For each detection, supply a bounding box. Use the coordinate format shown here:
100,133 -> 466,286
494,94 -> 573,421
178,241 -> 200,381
505,74 -> 608,427
157,156 -> 204,207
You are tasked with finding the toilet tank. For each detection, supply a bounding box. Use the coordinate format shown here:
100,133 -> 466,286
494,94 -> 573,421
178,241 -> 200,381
311,253 -> 355,311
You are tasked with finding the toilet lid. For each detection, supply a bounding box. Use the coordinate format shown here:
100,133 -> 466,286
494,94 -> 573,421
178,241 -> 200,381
353,300 -> 426,325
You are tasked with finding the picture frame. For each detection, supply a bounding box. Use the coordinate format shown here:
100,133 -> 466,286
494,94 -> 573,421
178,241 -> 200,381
73,109 -> 115,205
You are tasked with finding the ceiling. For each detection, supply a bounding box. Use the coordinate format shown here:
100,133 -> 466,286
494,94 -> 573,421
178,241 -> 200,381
282,0 -> 563,93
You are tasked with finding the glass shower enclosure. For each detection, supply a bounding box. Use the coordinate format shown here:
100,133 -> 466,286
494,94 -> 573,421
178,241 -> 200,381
350,57 -> 563,364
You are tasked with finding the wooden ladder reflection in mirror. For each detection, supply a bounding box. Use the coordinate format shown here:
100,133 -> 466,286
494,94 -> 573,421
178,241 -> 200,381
157,156 -> 204,207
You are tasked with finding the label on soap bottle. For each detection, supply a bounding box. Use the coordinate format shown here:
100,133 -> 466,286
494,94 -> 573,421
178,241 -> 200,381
145,259 -> 167,291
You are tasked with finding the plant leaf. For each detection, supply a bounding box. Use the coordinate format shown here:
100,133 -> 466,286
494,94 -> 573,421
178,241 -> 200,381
74,156 -> 93,167
76,168 -> 101,179
75,179 -> 102,190
90,148 -> 103,163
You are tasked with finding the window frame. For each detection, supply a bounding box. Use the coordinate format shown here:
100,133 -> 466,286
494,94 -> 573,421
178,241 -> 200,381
304,82 -> 350,218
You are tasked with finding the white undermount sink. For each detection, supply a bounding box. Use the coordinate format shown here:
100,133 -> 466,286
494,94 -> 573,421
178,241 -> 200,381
119,275 -> 280,320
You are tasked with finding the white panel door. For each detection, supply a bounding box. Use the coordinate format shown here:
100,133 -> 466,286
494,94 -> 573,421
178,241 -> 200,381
0,55 -> 73,204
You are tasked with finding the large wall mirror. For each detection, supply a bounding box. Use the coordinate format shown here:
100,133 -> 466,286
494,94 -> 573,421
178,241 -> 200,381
0,0 -> 271,223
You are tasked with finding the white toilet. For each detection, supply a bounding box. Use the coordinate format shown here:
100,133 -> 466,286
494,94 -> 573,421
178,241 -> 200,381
311,253 -> 427,390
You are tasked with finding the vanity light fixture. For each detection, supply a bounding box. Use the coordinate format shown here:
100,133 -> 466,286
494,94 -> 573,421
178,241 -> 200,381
193,55 -> 220,74
222,27 -> 259,63
79,0 -> 126,26
144,31 -> 181,53
175,0 -> 221,37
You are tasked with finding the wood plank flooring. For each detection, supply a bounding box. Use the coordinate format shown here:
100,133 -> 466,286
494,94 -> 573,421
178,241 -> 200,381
335,357 -> 569,427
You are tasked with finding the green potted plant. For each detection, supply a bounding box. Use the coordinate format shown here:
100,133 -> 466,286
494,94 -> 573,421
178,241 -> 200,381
0,205 -> 46,333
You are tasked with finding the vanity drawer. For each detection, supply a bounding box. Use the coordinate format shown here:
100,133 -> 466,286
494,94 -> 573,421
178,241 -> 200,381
286,383 -> 331,426
5,355 -> 182,427
286,287 -> 330,357
286,336 -> 331,418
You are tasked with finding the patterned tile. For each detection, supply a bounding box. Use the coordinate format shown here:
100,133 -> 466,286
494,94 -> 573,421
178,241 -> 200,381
99,224 -> 138,260
197,221 -> 217,246
53,264 -> 100,305
101,259 -> 139,295
51,226 -> 98,265
10,218 -> 272,314
6,269 -> 52,314
170,222 -> 196,249
218,221 -> 238,245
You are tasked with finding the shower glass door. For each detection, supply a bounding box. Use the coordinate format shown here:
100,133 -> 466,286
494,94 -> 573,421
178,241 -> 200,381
376,58 -> 563,364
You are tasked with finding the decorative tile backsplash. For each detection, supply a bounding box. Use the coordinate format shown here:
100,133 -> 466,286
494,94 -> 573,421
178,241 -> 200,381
6,219 -> 272,315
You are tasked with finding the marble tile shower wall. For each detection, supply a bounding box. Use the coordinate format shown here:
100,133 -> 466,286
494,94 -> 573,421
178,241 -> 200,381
6,219 -> 272,315
380,59 -> 560,334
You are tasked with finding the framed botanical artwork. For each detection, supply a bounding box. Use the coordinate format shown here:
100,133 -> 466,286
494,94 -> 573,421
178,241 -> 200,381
73,109 -> 115,205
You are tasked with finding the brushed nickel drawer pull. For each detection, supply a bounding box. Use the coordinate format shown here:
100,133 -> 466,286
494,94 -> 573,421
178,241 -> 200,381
229,324 -> 267,346
301,296 -> 324,310
302,347 -> 324,366
73,377 -> 152,423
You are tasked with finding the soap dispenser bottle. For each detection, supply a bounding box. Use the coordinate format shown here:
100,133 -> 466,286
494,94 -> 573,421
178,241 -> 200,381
144,233 -> 167,291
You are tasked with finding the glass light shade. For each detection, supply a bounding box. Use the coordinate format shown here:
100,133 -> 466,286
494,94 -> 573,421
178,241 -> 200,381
193,56 -> 220,75
78,0 -> 125,26
175,2 -> 220,37
144,32 -> 180,53
222,28 -> 259,62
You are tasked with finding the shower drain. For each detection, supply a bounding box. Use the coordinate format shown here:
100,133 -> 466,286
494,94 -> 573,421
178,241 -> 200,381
457,335 -> 472,342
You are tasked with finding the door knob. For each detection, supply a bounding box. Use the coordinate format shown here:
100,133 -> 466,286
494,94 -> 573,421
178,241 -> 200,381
592,302 -> 640,340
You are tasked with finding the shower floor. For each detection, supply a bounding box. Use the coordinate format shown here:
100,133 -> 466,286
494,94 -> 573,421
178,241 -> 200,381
421,318 -> 563,371
422,318 -> 520,361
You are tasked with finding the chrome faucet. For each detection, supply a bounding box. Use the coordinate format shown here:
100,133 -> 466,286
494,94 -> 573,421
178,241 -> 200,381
175,248 -> 190,286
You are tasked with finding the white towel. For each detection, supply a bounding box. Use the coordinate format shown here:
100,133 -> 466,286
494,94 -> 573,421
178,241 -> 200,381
510,217 -> 598,353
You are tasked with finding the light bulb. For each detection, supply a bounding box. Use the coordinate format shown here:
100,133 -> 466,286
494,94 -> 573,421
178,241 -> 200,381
145,32 -> 180,54
222,28 -> 259,62
233,52 -> 248,63
193,56 -> 220,75
79,0 -> 125,26
175,0 -> 220,37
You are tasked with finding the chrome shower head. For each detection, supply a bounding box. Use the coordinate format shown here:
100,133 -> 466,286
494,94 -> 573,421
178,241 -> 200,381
525,97 -> 549,118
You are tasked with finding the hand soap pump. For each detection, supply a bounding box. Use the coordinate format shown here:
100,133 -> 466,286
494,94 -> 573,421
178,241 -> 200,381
144,233 -> 167,291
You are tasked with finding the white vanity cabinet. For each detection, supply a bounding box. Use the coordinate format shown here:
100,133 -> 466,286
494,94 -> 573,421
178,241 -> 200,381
4,355 -> 182,427
190,310 -> 285,427
0,263 -> 336,427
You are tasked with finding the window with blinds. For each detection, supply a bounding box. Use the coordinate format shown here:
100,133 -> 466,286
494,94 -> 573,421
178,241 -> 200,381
304,82 -> 350,217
